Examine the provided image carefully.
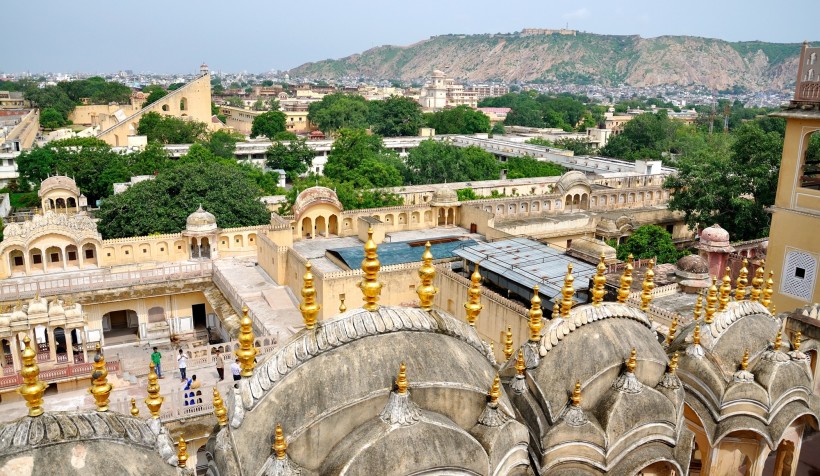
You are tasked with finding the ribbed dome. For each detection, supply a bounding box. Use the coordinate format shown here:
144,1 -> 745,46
186,205 -> 217,233
27,297 -> 48,315
676,255 -> 709,274
700,224 -> 730,246
430,187 -> 458,205
48,299 -> 64,317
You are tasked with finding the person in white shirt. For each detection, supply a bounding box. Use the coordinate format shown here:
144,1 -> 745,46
231,359 -> 242,381
178,349 -> 188,382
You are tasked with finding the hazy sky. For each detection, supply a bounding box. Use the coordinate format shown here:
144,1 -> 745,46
4,0 -> 817,74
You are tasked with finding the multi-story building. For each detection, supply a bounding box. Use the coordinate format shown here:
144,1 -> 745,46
465,84 -> 510,101
0,91 -> 26,110
418,69 -> 478,111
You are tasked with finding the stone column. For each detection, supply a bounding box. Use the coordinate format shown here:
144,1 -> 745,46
47,327 -> 57,362
64,328 -> 74,364
23,252 -> 30,275
61,247 -> 67,271
77,245 -> 84,269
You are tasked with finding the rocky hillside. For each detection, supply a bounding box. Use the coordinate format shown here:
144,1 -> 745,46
289,32 -> 807,91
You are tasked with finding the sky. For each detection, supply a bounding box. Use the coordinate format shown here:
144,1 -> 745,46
3,0 -> 818,74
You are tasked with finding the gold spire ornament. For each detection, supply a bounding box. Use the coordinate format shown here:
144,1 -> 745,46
740,348 -> 750,371
794,331 -> 802,351
338,296 -> 346,314
177,436 -> 188,468
693,293 -> 704,321
145,362 -> 164,418
552,300 -> 560,319
130,398 -> 139,417
89,343 -> 112,412
735,259 -> 749,300
640,260 -> 656,312
626,348 -> 638,373
503,326 -> 514,361
704,277 -> 718,324
571,381 -> 582,406
762,271 -> 775,311
668,352 -> 679,374
299,262 -> 320,329
617,254 -> 634,303
774,329 -> 783,351
417,242 -> 438,311
515,350 -> 526,376
359,228 -> 382,312
528,286 -> 543,342
692,322 -> 701,346
273,423 -> 288,459
718,267 -> 732,311
665,316 -> 678,346
590,253 -> 607,306
464,265 -> 483,326
560,263 -> 575,318
488,375 -> 502,404
18,336 -> 47,417
750,262 -> 765,302
236,305 -> 258,377
396,362 -> 409,394
213,387 -> 228,426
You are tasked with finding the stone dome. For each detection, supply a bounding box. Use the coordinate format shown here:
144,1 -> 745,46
38,175 -> 80,198
0,314 -> 9,327
48,299 -> 64,317
28,297 -> 48,315
292,186 -> 343,218
430,187 -> 458,205
185,205 -> 217,233
556,170 -> 590,194
10,308 -> 27,322
676,255 -> 709,275
700,224 -> 730,247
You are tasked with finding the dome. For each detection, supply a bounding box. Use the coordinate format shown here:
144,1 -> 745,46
48,298 -> 64,317
676,255 -> 709,275
185,205 -> 217,233
430,187 -> 458,205
38,175 -> 80,198
0,314 -> 9,327
700,224 -> 730,247
292,186 -> 343,218
556,171 -> 590,194
28,297 -> 47,315
10,308 -> 27,322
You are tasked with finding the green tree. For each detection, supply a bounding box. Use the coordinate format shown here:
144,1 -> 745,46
202,130 -> 244,159
39,108 -> 66,129
403,140 -> 500,184
600,111 -> 681,162
26,86 -> 75,123
504,156 -> 564,179
457,188 -> 478,201
490,122 -> 506,136
226,96 -> 243,107
142,87 -> 167,106
96,161 -> 270,239
616,225 -> 681,264
252,99 -> 266,111
308,94 -> 371,133
323,129 -> 403,188
371,95 -> 423,137
424,106 -> 490,134
266,138 -> 315,181
554,138 -> 595,156
137,112 -> 208,144
250,111 -> 287,139
280,175 -> 402,215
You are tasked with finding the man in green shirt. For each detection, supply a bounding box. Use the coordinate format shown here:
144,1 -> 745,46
151,347 -> 163,378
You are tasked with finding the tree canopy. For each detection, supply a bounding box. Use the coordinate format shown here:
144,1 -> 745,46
403,140 -> 500,184
370,95 -> 424,137
96,160 -> 270,239
616,225 -> 683,264
423,106 -> 490,135
308,94 -> 371,133
504,156 -> 564,179
323,129 -> 404,188
600,111 -> 682,162
250,111 -> 287,139
137,112 -> 208,144
480,92 -> 604,132
279,175 -> 403,215
266,138 -> 316,181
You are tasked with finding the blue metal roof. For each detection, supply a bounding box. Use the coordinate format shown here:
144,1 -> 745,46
328,237 -> 477,270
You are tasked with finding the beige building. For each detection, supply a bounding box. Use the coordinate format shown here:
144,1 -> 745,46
0,91 -> 27,109
220,105 -> 312,136
418,69 -> 479,111
768,42 -> 820,311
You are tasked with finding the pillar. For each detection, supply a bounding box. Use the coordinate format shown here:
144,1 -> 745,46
78,246 -> 84,269
61,248 -> 67,271
23,252 -> 30,275
65,328 -> 74,364
47,328 -> 57,362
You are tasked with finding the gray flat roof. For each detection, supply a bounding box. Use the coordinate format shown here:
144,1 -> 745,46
454,237 -> 597,301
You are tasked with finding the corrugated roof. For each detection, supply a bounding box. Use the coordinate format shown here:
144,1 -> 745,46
328,237 -> 477,269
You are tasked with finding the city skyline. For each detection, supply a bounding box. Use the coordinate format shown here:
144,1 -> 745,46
3,0 -> 818,74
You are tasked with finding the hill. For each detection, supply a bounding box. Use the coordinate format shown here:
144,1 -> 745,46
288,32 -> 808,91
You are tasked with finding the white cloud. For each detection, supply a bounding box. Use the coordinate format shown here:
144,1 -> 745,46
562,7 -> 591,20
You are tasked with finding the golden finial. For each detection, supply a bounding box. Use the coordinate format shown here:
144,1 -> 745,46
503,326 -> 514,361
668,352 -> 679,374
665,316 -> 678,346
89,343 -> 112,412
750,262 -> 765,302
177,436 -> 188,468
18,336 -> 47,417
464,264 -> 483,326
771,304 -> 777,315
626,348 -> 637,373
417,242 -> 438,311
762,271 -> 775,311
359,228 -> 382,312
774,329 -> 783,351
617,254 -> 634,303
552,299 -> 560,319
396,362 -> 409,394
130,398 -> 139,417
145,362 -> 163,418
528,286 -> 543,342
273,423 -> 287,459
692,322 -> 701,346
299,262 -> 320,329
213,387 -> 228,426
718,267 -> 732,311
640,259 -> 656,312
560,263 -> 575,318
794,331 -> 802,351
740,348 -> 750,370
236,305 -> 258,377
488,375 -> 502,404
571,381 -> 582,406
339,296 -> 346,313
591,252 -> 607,306
735,259 -> 749,300
515,350 -> 525,376
693,292 -> 704,321
704,277 -> 718,324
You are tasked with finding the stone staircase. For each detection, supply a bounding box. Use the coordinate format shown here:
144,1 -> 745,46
202,285 -> 240,337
